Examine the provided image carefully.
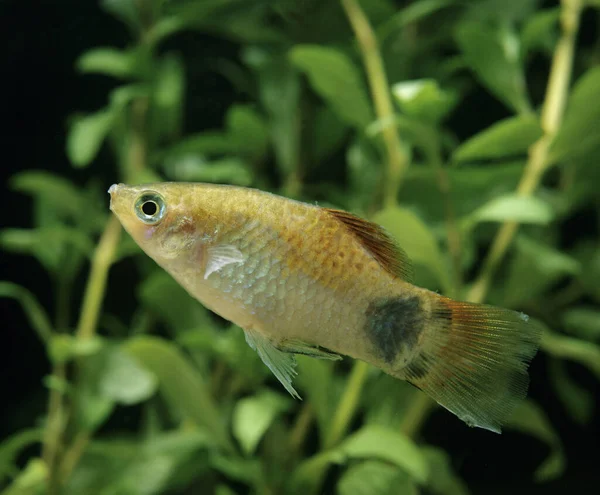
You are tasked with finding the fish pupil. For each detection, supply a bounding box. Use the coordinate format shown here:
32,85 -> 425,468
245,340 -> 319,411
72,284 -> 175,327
142,201 -> 158,216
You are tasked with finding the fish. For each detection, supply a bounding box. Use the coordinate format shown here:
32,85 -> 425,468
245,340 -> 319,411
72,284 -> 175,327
109,182 -> 541,433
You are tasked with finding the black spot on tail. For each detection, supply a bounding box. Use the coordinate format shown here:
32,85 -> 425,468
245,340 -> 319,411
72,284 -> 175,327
364,296 -> 424,365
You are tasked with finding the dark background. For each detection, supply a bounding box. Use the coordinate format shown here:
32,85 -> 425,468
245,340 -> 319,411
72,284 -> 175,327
1,1 -> 598,494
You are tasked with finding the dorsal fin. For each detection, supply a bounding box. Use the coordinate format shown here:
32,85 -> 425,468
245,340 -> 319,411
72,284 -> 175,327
325,208 -> 413,281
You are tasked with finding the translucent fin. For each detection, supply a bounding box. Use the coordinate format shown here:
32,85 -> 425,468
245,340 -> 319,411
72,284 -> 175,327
401,297 -> 541,433
204,244 -> 245,279
279,339 -> 342,361
244,329 -> 301,400
325,208 -> 413,281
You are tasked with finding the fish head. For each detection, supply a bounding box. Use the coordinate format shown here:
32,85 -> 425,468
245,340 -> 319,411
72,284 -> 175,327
109,183 -> 207,264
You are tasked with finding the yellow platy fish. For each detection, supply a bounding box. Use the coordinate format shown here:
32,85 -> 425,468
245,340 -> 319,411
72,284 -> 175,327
109,182 -> 541,433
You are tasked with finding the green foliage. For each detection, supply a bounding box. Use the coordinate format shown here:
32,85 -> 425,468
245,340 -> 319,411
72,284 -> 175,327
2,0 -> 599,494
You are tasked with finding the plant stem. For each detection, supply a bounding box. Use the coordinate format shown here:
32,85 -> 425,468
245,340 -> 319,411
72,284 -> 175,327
400,0 -> 583,438
324,361 -> 369,449
75,216 -> 122,341
341,0 -> 410,208
289,403 -> 314,455
42,363 -> 67,495
467,0 -> 582,304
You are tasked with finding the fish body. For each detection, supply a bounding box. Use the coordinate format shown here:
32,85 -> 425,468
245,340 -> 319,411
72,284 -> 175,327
109,182 -> 541,432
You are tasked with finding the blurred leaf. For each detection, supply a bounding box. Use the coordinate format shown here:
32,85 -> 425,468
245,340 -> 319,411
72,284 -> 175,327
125,336 -> 233,450
10,171 -> 85,220
101,0 -> 140,31
392,79 -> 457,124
232,390 -> 290,455
245,49 -> 301,176
377,0 -> 453,42
453,115 -> 542,162
226,104 -> 270,162
67,109 -> 115,167
138,271 -> 212,333
0,282 -> 53,343
542,329 -> 600,381
463,194 -> 554,229
550,67 -> 600,164
0,430 -> 43,486
209,454 -> 261,484
161,132 -> 231,158
0,227 -> 93,275
347,139 -> 383,212
290,45 -> 373,128
98,345 -> 158,405
49,335 -> 103,365
77,47 -> 134,78
549,359 -> 593,425
310,106 -> 349,164
561,306 -> 600,341
337,460 -> 417,495
373,206 -> 451,292
465,0 -> 538,22
503,236 -> 580,306
364,375 -> 416,430
456,22 -> 529,113
295,355 -> 338,443
521,8 -> 560,56
339,426 -> 428,483
507,400 -> 565,481
164,155 -> 253,185
153,54 -> 185,141
422,446 -> 470,495
1,458 -> 46,495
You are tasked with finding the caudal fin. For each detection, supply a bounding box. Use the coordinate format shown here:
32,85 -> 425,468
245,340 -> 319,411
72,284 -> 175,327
402,296 -> 541,433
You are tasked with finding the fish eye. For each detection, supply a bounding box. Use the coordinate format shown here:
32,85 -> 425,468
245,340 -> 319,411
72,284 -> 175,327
135,192 -> 166,225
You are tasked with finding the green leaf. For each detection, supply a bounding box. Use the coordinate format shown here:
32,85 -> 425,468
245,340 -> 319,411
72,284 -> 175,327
290,45 -> 373,128
226,104 -> 270,162
153,54 -> 185,141
76,48 -> 134,78
364,376 -> 416,430
10,171 -> 85,220
101,0 -> 140,31
232,390 -> 290,455
98,345 -> 158,405
295,355 -> 339,444
0,227 -> 93,275
245,49 -> 301,176
503,236 -> 580,306
550,67 -> 600,164
2,458 -> 47,495
422,446 -> 470,495
164,155 -> 253,186
549,359 -> 593,425
138,271 -> 212,333
373,206 -> 451,292
392,79 -> 457,124
338,460 -> 417,495
339,426 -> 428,483
542,329 -> 600,381
0,282 -> 53,343
0,429 -> 43,486
521,8 -> 560,56
561,306 -> 600,341
347,139 -> 383,212
453,115 -> 542,162
507,400 -> 565,481
125,336 -> 233,451
310,106 -> 349,164
463,194 -> 554,228
67,109 -> 115,167
456,22 -> 529,113
49,334 -> 103,365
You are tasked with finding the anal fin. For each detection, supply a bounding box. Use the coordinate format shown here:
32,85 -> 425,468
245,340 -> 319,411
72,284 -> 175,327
244,329 -> 301,399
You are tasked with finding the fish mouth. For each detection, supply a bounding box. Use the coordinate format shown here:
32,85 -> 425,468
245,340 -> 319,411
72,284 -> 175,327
108,183 -> 122,211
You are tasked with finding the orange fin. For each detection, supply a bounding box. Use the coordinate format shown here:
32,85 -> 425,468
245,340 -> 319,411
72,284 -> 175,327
400,296 -> 541,433
325,208 -> 413,281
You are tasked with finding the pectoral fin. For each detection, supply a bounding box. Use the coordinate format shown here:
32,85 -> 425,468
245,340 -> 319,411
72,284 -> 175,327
204,244 -> 245,279
279,339 -> 342,361
244,329 -> 301,400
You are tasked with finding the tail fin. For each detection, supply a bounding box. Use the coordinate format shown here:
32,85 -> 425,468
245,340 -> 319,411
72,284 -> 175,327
401,296 -> 541,433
